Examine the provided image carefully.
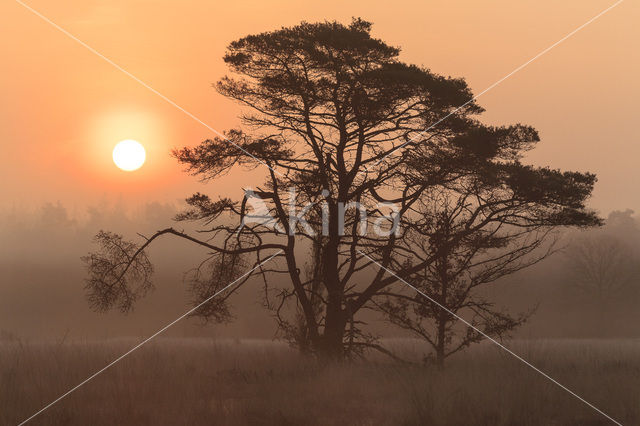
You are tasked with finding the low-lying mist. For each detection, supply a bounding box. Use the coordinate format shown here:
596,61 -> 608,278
1,203 -> 639,342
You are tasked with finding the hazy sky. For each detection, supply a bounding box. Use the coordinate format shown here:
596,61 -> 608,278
1,0 -> 638,216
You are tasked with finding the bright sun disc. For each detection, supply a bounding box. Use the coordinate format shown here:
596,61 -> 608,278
113,139 -> 146,171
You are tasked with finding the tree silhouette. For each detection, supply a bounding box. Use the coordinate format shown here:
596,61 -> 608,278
374,177 -> 567,366
83,19 -> 600,359
564,233 -> 638,335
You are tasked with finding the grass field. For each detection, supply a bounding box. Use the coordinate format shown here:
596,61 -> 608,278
1,338 -> 638,425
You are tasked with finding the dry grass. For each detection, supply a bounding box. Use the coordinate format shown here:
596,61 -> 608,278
1,338 -> 638,425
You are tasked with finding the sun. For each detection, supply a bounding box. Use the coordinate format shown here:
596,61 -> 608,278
112,139 -> 146,171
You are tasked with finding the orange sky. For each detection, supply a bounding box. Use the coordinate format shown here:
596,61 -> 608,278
1,0 -> 638,216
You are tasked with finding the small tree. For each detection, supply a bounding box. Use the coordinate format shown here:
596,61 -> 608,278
374,174 -> 572,366
564,234 -> 638,334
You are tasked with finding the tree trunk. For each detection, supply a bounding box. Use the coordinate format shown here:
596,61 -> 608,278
435,271 -> 448,368
435,313 -> 446,368
318,292 -> 347,359
315,201 -> 347,360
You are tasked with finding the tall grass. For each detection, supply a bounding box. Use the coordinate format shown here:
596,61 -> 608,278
1,338 -> 638,425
